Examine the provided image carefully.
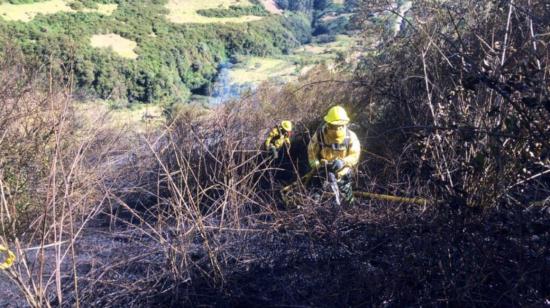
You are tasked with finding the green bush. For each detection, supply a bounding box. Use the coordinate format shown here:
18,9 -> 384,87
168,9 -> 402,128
69,1 -> 85,10
79,0 -> 99,9
197,5 -> 269,18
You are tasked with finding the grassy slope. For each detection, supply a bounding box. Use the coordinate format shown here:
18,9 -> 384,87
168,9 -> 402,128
0,0 -> 312,103
228,56 -> 297,84
0,0 -> 116,21
90,33 -> 138,59
0,0 -> 257,23
228,35 -> 359,85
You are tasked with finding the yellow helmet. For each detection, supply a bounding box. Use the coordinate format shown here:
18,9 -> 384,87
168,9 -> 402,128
324,106 -> 350,125
281,120 -> 293,132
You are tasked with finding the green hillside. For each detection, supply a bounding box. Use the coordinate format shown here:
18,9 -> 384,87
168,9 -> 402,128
0,0 -> 311,104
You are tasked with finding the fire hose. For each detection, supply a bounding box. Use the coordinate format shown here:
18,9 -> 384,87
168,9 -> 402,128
353,191 -> 429,206
282,169 -> 431,206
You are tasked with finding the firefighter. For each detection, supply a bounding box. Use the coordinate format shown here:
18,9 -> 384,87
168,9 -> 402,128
307,106 -> 360,204
264,120 -> 293,159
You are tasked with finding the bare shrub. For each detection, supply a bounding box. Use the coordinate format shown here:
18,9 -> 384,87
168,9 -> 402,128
68,67 -> 380,304
353,0 -> 550,207
0,45 -> 121,307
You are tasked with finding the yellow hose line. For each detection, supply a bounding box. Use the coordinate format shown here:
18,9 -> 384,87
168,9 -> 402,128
354,191 -> 430,206
281,169 -> 431,206
0,245 -> 16,270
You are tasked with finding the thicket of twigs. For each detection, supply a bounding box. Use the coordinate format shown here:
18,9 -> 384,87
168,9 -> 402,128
355,0 -> 550,207
1,0 -> 549,306
67,68 -> 363,305
0,46 -> 135,307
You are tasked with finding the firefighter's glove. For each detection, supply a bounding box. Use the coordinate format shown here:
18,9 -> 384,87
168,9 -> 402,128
331,159 -> 345,172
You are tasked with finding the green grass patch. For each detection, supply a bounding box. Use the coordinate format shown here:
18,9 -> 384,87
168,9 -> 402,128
228,56 -> 299,84
90,33 -> 138,59
0,0 -> 116,22
227,35 -> 358,85
296,34 -> 356,55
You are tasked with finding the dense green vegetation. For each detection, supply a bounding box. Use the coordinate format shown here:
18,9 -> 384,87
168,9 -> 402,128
197,5 -> 269,18
0,0 -> 311,103
70,0 -> 101,10
275,0 -> 314,13
274,0 -> 357,40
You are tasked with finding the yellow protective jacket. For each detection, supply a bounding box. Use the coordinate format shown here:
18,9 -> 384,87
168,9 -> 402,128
307,125 -> 360,177
264,125 -> 291,150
